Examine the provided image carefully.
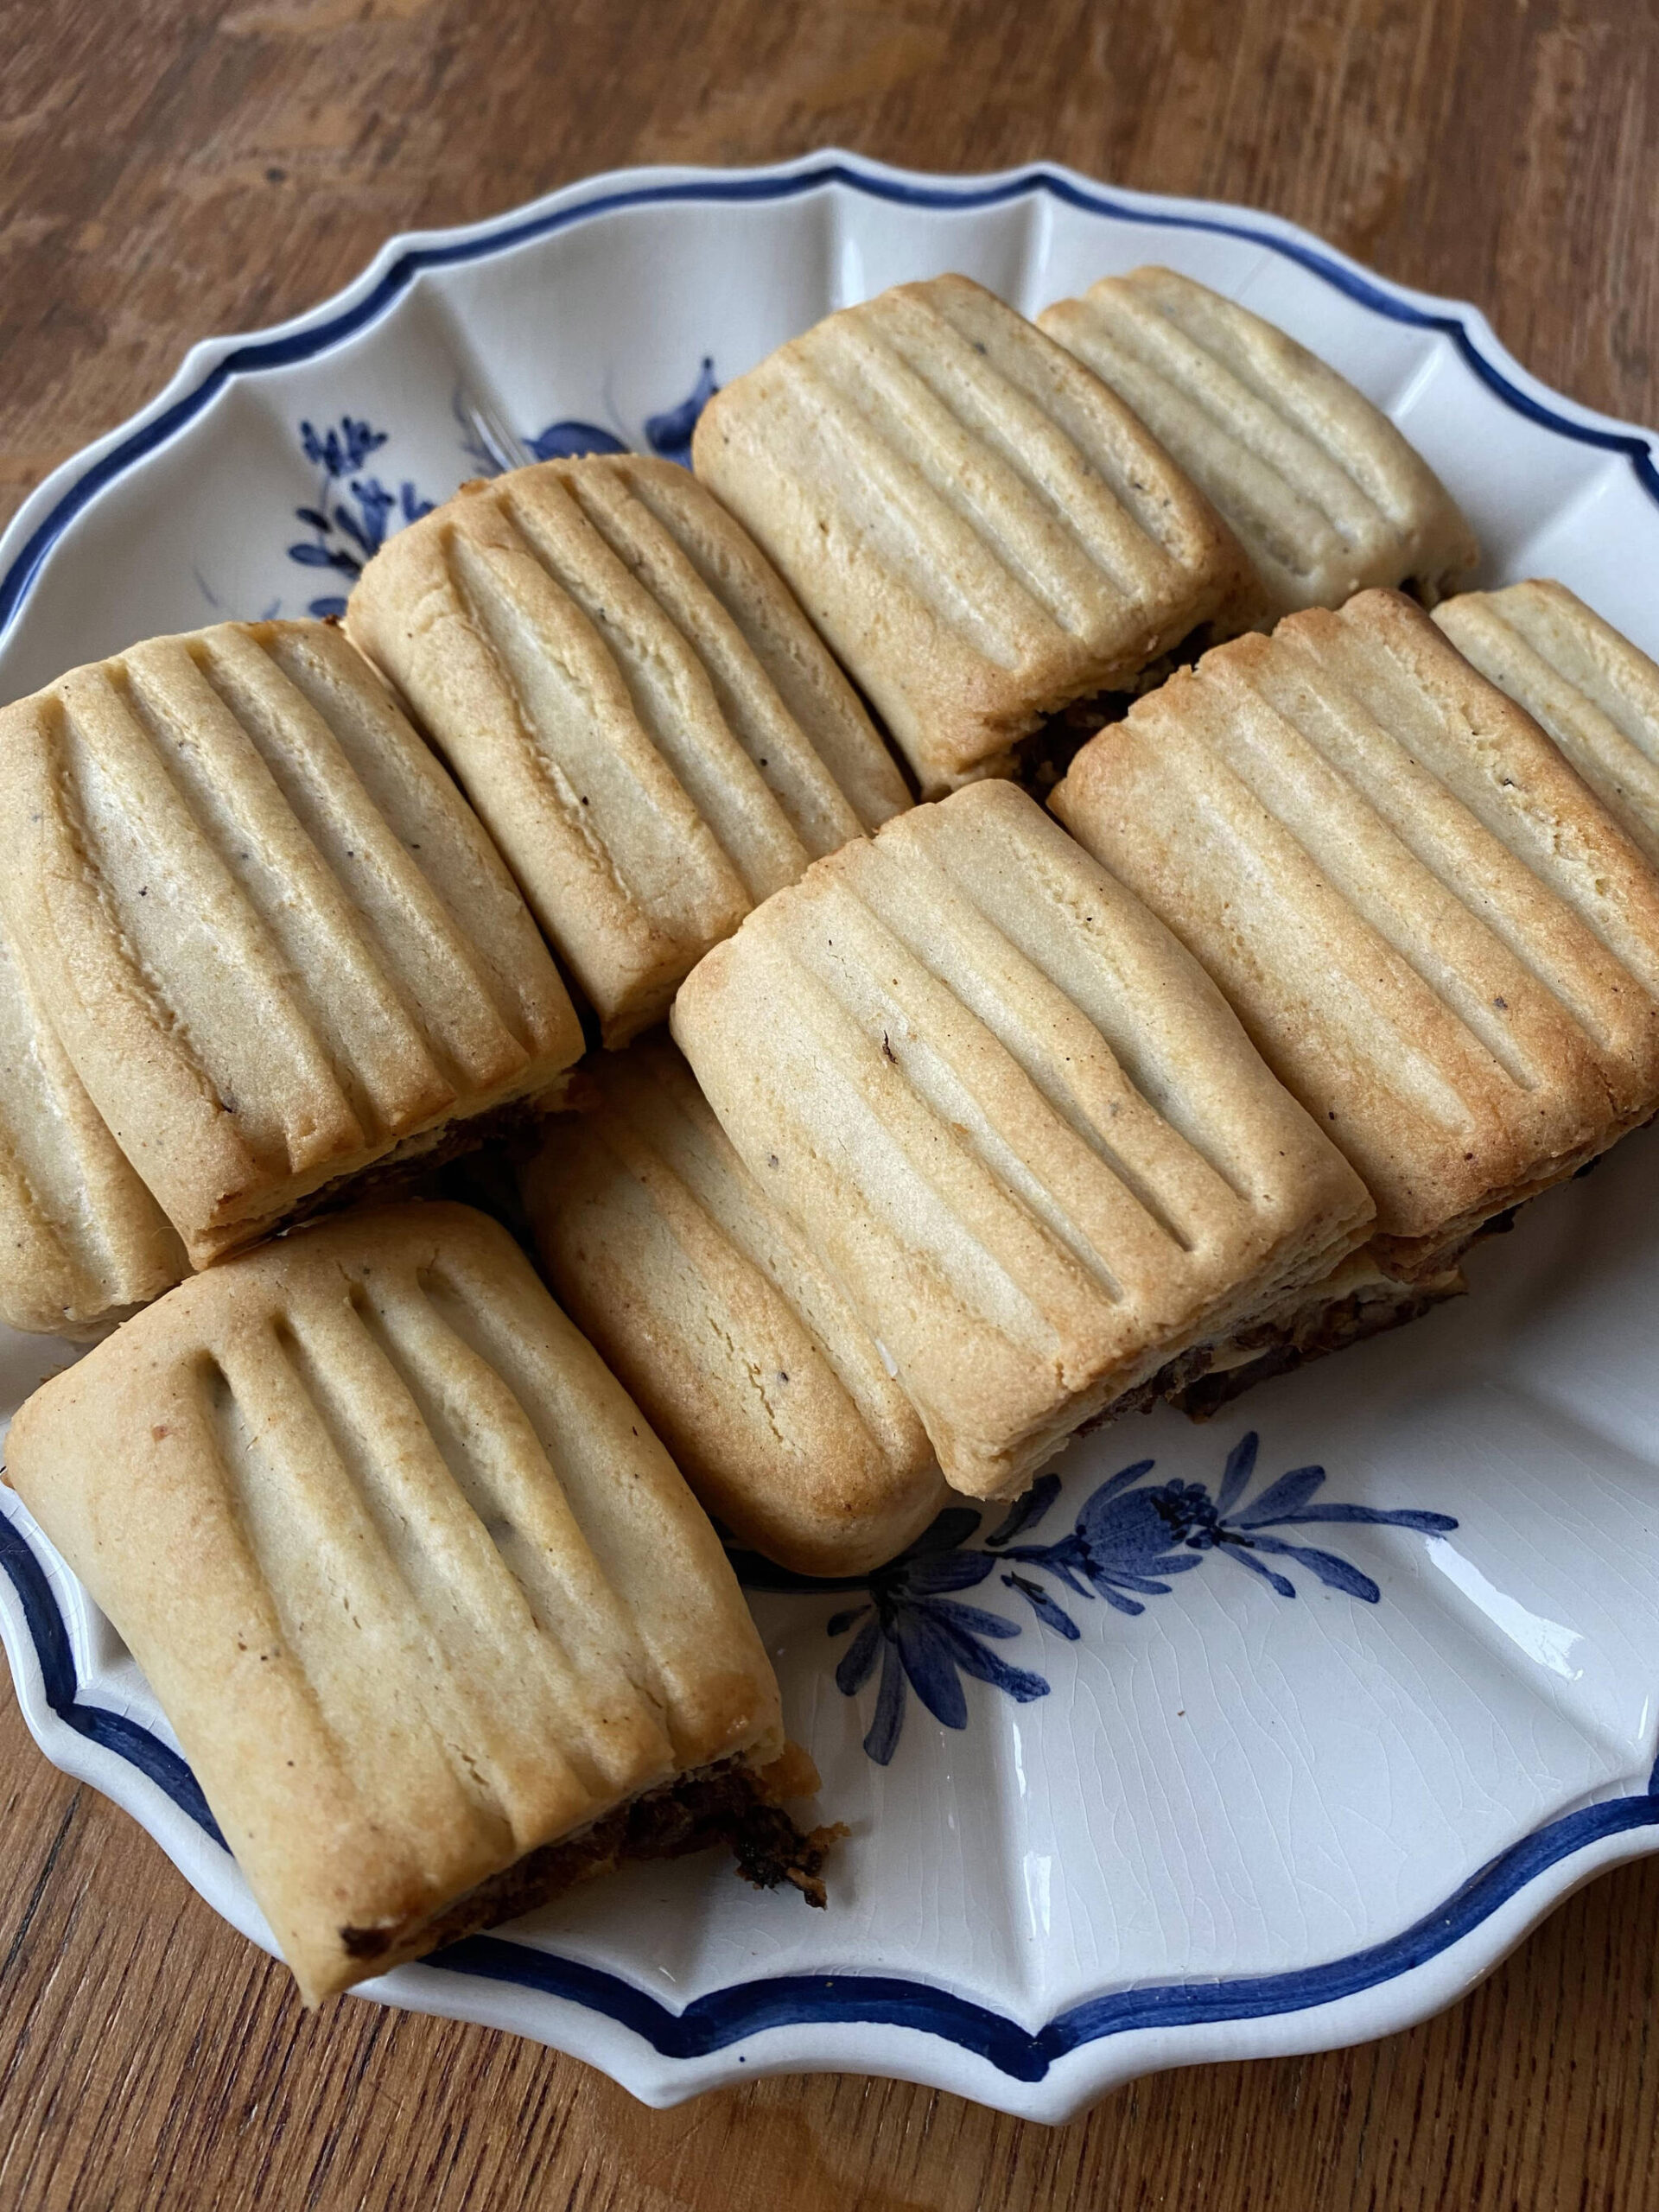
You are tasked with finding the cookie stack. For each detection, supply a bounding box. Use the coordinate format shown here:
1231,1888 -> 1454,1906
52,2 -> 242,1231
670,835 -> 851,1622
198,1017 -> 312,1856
8,264 -> 1659,2003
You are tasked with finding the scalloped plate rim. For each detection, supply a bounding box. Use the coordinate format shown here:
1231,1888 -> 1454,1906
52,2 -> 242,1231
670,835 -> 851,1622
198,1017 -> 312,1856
2,148 -> 1656,650
3,152 -> 1659,2125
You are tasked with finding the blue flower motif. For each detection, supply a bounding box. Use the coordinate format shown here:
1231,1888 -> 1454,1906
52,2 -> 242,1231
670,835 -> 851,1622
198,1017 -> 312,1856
518,358 -> 719,472
728,1433 -> 1458,1765
300,416 -> 385,478
991,1434 -> 1458,1630
734,1508 -> 1049,1766
287,416 -> 434,618
283,365 -> 722,619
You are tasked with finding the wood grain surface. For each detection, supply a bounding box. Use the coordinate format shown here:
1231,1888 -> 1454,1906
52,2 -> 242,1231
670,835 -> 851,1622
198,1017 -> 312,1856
3,1 -> 1659,2205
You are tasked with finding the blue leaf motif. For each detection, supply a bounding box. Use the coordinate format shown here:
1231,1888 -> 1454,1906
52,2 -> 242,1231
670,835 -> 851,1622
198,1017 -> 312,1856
1230,1464 -> 1328,1527
928,1613 -> 1049,1704
1237,1535 -> 1382,1603
752,1429 -> 1459,1764
1262,1503 -> 1459,1532
809,1503 -> 1055,1764
1085,1458 -> 1160,1509
867,1641 -> 908,1765
301,416 -> 385,478
904,1505 -> 984,1557
284,368 -> 715,619
924,1599 -> 1024,1642
900,1548 -> 1001,1596
525,420 -> 629,462
1002,1573 -> 1081,1640
284,417 -> 437,614
333,480 -> 395,556
645,357 -> 718,467
1215,1431 -> 1258,1515
896,1611 -> 969,1730
834,1612 -> 881,1695
1220,1548 -> 1300,1599
985,1474 -> 1063,1547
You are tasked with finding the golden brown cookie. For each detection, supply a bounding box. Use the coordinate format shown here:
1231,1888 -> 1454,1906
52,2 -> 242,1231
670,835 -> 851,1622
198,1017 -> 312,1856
1053,588 -> 1659,1277
521,1035 -> 944,1574
3,1203 -> 801,2003
0,903 -> 185,1337
0,620 -> 582,1268
347,454 -> 910,1045
1436,579 -> 1659,868
671,781 -> 1372,1498
1039,267 -> 1478,619
691,275 -> 1253,795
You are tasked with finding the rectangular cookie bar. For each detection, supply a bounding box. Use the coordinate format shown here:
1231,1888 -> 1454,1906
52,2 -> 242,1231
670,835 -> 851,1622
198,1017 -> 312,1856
0,620 -> 583,1268
671,781 -> 1373,1498
347,454 -> 911,1046
0,903 -> 185,1337
3,1203 -> 830,2003
1435,579 -> 1659,868
1039,266 -> 1478,618
691,274 -> 1254,796
520,1035 -> 944,1575
1052,588 -> 1659,1277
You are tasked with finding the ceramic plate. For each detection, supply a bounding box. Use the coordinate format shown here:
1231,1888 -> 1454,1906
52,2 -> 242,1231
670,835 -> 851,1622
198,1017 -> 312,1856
3,153 -> 1659,2126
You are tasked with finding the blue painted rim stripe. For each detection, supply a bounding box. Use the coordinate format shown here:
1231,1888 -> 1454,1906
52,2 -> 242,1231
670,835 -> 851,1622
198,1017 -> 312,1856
3,1491 -> 1653,2083
0,1507 -> 222,1842
2,160 -> 1656,648
5,162 -> 1657,2082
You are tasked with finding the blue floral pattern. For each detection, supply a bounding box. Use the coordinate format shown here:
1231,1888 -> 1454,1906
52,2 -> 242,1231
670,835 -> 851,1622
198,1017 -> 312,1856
730,1434 -> 1458,1765
640,356 -> 719,467
287,416 -> 435,619
289,363 -> 720,617
458,357 -> 720,471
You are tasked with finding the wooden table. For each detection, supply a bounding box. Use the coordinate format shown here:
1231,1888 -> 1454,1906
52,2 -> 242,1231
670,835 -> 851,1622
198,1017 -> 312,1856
3,1 -> 1658,2203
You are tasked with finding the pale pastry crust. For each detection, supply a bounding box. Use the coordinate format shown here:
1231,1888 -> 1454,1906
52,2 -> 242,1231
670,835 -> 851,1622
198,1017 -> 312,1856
0,620 -> 583,1268
521,1035 -> 944,1575
3,1202 -> 783,2004
346,454 -> 909,1045
1436,580 -> 1659,868
1053,588 -> 1659,1276
691,274 -> 1255,796
671,781 -> 1373,1498
1039,267 -> 1478,620
0,902 -> 186,1337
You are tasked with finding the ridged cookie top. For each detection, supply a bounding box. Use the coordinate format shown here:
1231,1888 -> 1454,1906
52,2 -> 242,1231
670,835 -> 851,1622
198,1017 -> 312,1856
1052,589 -> 1659,1271
691,274 -> 1251,794
521,1036 -> 944,1576
0,904 -> 185,1337
1039,268 -> 1479,617
346,454 -> 910,1046
3,1203 -> 781,2003
0,620 -> 582,1267
671,782 -> 1370,1499
1436,581 -> 1659,868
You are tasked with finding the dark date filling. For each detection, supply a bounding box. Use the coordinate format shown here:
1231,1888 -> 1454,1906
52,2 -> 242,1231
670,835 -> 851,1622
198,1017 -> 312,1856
339,1758 -> 846,1966
1164,1276 -> 1465,1421
1011,621 -> 1228,797
1077,1269 -> 1470,1440
236,1086 -> 573,1262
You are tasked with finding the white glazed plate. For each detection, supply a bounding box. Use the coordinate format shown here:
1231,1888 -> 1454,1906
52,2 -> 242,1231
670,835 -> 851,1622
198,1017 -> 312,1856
3,154 -> 1659,2126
